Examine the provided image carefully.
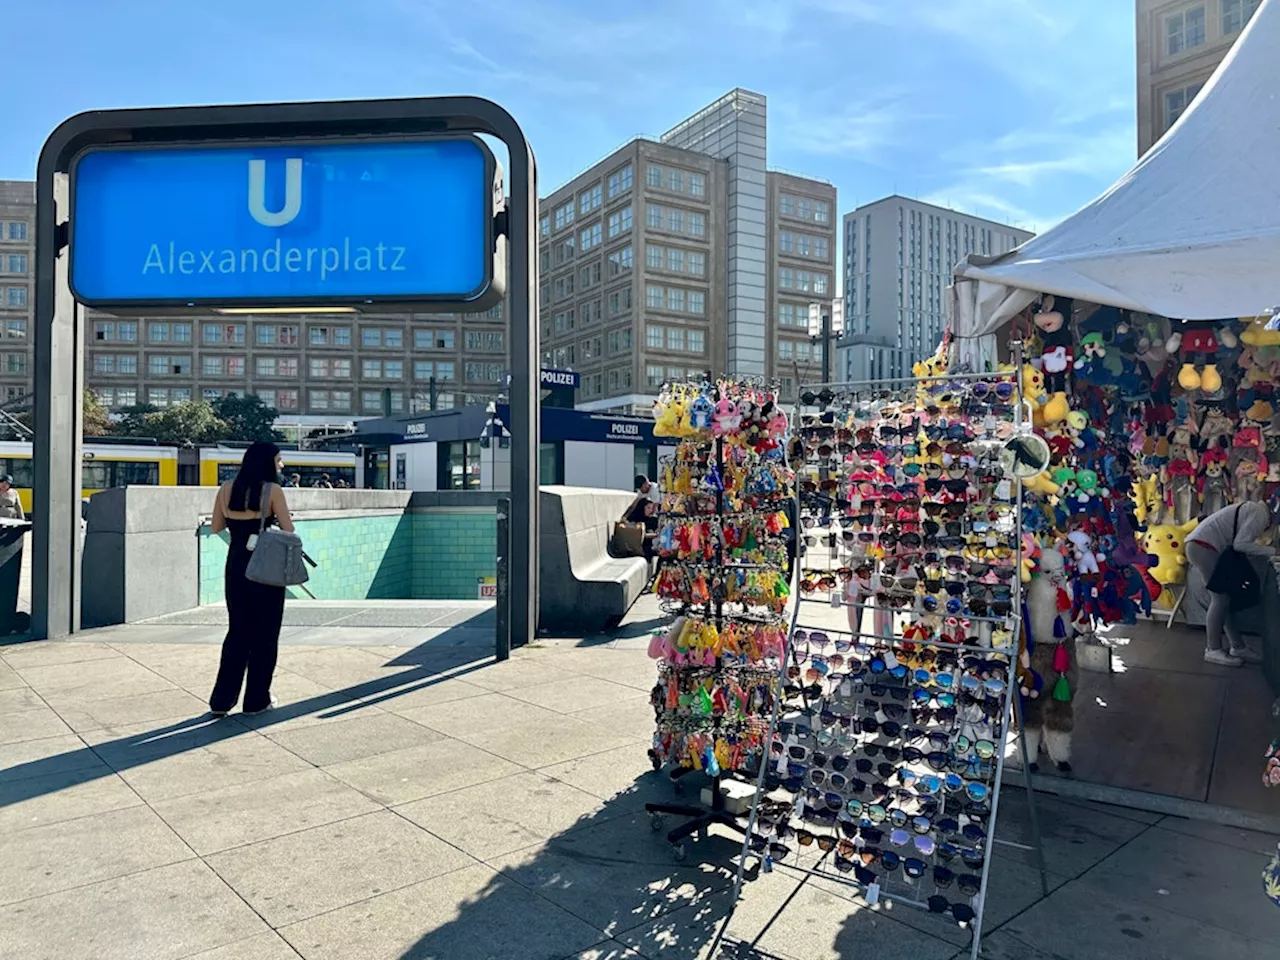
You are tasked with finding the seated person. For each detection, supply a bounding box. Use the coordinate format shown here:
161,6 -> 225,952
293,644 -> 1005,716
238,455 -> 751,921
623,475 -> 661,561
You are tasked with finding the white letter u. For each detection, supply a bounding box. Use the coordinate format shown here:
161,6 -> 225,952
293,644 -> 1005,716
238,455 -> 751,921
247,158 -> 302,227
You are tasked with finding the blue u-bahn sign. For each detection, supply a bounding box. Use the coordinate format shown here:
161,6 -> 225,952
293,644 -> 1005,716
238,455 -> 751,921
69,136 -> 503,310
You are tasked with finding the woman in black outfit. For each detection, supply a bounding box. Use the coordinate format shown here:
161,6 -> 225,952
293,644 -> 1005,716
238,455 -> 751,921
208,442 -> 295,717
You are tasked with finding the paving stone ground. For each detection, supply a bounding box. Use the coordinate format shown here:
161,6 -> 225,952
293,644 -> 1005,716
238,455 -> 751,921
1,609 -> 1278,960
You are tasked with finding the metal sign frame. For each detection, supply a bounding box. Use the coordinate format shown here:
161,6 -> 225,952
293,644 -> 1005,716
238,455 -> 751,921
66,133 -> 504,312
34,97 -> 538,658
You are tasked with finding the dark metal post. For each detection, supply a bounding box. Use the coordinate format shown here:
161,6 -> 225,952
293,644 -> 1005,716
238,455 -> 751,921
429,376 -> 437,411
495,496 -> 510,660
821,309 -> 832,384
505,132 -> 539,650
33,173 -> 81,639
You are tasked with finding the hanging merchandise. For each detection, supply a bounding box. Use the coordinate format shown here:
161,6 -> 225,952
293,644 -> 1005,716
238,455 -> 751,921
1015,299 -> 1280,627
727,370 -> 1048,960
645,379 -> 795,860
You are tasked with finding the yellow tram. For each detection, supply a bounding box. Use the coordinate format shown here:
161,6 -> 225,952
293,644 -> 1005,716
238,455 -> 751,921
0,440 -> 180,515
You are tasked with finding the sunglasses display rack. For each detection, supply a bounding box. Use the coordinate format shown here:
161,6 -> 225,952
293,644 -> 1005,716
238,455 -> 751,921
644,379 -> 795,862
723,371 -> 1050,960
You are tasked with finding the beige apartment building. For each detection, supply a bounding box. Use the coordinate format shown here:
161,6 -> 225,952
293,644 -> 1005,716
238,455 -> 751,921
0,179 -> 507,431
539,89 -> 836,413
1136,0 -> 1260,154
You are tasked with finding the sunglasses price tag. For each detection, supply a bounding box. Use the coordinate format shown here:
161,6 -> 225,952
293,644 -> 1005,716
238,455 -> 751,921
883,650 -> 900,670
830,591 -> 842,610
865,882 -> 881,906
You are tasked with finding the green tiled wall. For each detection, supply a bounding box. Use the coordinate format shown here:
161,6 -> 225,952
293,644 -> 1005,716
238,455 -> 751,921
411,512 -> 499,600
198,509 -> 495,604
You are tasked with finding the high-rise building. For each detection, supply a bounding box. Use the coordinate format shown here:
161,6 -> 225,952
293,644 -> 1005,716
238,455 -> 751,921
0,182 -> 33,408
541,89 -> 836,413
1136,0 -> 1260,155
840,196 -> 1032,368
0,180 -> 509,436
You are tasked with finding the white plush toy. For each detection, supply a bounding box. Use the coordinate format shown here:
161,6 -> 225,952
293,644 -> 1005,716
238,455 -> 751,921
1066,529 -> 1102,576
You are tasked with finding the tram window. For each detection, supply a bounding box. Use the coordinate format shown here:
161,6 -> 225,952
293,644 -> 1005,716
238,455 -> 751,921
82,460 -> 160,487
0,458 -> 33,488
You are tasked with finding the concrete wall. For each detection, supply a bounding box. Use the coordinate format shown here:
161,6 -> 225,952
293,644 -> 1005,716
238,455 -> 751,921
83,487 -> 474,627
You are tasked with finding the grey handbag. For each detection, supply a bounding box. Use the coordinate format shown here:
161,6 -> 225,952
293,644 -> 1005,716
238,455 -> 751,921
244,483 -> 309,588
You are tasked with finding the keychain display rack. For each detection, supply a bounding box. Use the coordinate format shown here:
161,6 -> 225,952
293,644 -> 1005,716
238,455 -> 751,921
724,368 -> 1049,960
645,379 -> 794,860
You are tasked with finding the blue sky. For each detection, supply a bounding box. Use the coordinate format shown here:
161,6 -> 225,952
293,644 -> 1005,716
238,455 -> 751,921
6,0 -> 1135,235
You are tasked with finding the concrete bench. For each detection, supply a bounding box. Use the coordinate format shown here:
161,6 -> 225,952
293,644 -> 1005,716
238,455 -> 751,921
538,485 -> 650,632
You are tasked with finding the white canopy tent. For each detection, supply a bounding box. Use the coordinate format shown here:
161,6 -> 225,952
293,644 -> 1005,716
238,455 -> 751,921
952,0 -> 1280,342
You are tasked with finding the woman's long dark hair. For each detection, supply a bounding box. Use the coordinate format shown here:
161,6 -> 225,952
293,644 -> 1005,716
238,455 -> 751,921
228,442 -> 281,512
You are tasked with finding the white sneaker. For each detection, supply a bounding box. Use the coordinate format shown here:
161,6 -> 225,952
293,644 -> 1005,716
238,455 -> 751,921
1204,648 -> 1243,667
1229,646 -> 1265,665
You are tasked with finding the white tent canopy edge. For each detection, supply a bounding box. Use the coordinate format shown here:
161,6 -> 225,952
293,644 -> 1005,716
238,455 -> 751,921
950,0 -> 1280,341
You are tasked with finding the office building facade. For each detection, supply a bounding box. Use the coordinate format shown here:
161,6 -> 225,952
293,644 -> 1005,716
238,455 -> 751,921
841,196 -> 1032,367
1137,0 -> 1259,155
542,89 -> 836,413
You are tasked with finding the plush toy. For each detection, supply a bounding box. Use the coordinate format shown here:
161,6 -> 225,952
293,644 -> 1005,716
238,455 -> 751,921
1169,324 -> 1223,393
1023,470 -> 1061,498
1041,391 -> 1071,426
710,396 -> 739,436
1021,364 -> 1048,414
1033,295 -> 1074,392
1022,543 -> 1077,773
1066,529 -> 1102,575
653,394 -> 682,438
1019,532 -> 1041,583
1140,519 -> 1199,585
1131,475 -> 1163,526
913,340 -> 950,383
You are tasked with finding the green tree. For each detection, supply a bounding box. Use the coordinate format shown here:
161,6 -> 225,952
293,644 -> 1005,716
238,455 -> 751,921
137,400 -> 230,444
214,393 -> 284,442
83,389 -> 111,437
112,404 -> 160,438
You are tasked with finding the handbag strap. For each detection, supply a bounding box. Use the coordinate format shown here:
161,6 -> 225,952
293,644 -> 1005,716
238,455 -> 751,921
257,482 -> 272,535
1232,502 -> 1242,541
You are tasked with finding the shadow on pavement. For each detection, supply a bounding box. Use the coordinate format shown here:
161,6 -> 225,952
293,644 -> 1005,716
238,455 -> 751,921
0,639 -> 493,809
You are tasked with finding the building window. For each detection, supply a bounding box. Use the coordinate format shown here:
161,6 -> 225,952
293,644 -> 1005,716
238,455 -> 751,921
688,329 -> 705,354
579,222 -> 602,251
553,201 -> 575,231
4,287 -> 25,307
666,208 -> 684,233
605,245 -> 630,279
414,329 -> 454,350
816,237 -> 829,258
779,231 -> 795,254
646,165 -> 662,188
815,201 -> 830,224
688,291 -> 705,315
149,354 -> 191,376
665,327 -> 685,351
688,251 -> 706,277
780,195 -> 795,217
646,363 -> 664,388
609,329 -> 633,353
667,169 -> 684,193
363,359 -> 382,379
7,222 -> 27,241
5,255 -> 26,274
361,327 -> 381,347
579,184 -> 603,215
308,358 -> 328,378
332,326 -> 351,346
385,360 -> 403,379
689,173 -> 706,198
607,164 -> 633,198
666,288 -> 685,313
256,357 -> 277,377
607,206 -> 632,238
647,285 -> 664,309
256,325 -> 277,345
667,248 -> 685,273
646,203 -> 662,229
540,215 -> 550,237
465,330 -> 504,351
688,212 -> 706,238
333,359 -> 351,378
1165,82 -> 1204,129
203,357 -> 223,376
646,245 -> 662,270
1223,0 -> 1260,34
309,326 -> 330,345
646,324 -> 663,349
275,390 -> 298,411
384,328 -> 403,348
227,357 -> 244,376
1166,5 -> 1206,55
6,320 -> 25,338
465,361 -> 503,383
279,357 -> 298,377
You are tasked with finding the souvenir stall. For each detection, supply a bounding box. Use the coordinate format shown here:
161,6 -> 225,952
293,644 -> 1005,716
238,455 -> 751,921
949,0 -> 1280,818
643,379 -> 795,858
